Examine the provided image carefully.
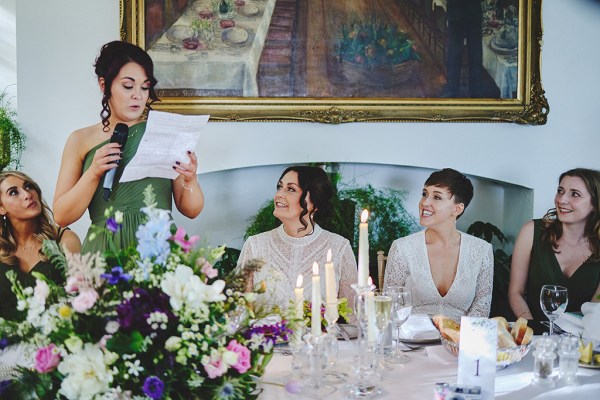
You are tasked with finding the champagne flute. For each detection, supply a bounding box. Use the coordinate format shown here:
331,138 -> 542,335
385,286 -> 412,363
539,285 -> 568,335
374,294 -> 392,363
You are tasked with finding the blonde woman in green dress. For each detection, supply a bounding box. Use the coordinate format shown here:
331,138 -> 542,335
53,41 -> 204,254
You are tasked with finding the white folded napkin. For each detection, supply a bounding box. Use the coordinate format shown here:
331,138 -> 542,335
399,313 -> 440,340
555,312 -> 584,336
581,302 -> 600,341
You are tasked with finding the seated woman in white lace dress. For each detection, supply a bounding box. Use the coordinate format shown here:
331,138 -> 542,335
384,168 -> 493,319
237,166 -> 358,314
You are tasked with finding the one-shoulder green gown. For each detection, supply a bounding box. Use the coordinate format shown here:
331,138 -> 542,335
81,122 -> 172,255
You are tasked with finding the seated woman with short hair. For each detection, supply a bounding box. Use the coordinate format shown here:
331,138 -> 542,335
384,168 -> 493,319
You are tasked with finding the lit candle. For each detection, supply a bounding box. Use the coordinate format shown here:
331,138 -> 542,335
294,274 -> 304,321
324,249 -> 338,322
366,276 -> 377,344
358,209 -> 370,286
311,262 -> 322,337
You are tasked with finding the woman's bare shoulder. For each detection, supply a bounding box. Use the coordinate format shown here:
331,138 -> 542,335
65,123 -> 105,154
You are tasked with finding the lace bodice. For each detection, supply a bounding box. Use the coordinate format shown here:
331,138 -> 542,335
237,224 -> 358,312
384,230 -> 493,319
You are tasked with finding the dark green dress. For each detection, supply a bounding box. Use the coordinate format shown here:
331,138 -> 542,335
526,219 -> 600,321
0,261 -> 63,320
81,121 -> 172,255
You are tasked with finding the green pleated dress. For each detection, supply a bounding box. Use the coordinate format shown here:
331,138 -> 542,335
526,219 -> 600,321
81,121 -> 172,255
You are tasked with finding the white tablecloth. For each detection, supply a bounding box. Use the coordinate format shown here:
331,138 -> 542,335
482,33 -> 518,99
259,340 -> 600,399
147,0 -> 276,96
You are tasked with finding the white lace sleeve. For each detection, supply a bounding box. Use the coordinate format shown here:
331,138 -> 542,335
337,241 -> 358,311
466,241 -> 494,317
383,239 -> 409,289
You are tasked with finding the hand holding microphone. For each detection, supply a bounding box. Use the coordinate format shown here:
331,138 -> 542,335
102,123 -> 129,201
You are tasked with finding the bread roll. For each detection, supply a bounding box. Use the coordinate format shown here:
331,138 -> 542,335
510,317 -> 529,344
492,316 -> 509,331
498,324 -> 517,348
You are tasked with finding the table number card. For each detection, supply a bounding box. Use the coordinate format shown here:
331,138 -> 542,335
457,317 -> 497,400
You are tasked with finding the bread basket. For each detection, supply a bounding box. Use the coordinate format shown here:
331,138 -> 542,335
441,337 -> 531,369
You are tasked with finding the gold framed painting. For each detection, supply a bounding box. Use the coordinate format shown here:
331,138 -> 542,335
120,0 -> 548,124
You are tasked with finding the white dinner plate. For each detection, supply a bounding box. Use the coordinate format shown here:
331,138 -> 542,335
221,27 -> 249,46
166,25 -> 195,43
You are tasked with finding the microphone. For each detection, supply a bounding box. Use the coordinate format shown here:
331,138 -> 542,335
102,123 -> 129,201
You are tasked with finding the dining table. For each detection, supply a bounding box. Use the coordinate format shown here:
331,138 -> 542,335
147,0 -> 276,97
258,337 -> 600,399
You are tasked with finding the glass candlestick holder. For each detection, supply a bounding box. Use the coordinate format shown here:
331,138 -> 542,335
301,332 -> 336,398
323,300 -> 347,384
344,283 -> 382,399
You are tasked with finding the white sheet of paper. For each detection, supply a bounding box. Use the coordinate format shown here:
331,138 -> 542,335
457,317 -> 497,400
120,110 -> 209,183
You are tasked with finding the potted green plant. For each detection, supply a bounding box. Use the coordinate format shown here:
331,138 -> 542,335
0,88 -> 26,171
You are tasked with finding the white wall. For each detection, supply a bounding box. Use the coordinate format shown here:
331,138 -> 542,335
13,1 -> 600,248
0,0 -> 17,102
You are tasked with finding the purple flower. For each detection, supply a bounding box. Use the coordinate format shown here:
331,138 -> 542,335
101,266 -> 133,285
285,380 -> 303,394
0,380 -> 12,396
244,321 -> 292,351
0,338 -> 9,350
106,217 -> 120,233
116,288 -> 177,336
142,376 -> 164,399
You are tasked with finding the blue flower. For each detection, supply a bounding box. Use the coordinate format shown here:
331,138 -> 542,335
106,217 -> 120,233
0,338 -> 9,350
142,376 -> 164,399
136,208 -> 172,264
100,266 -> 132,285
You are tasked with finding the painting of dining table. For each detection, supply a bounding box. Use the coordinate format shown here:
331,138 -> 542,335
121,0 -> 546,124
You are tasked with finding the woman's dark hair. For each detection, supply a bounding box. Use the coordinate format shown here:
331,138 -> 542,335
94,40 -> 159,131
0,171 -> 59,266
542,168 -> 600,262
278,166 -> 334,234
424,168 -> 474,219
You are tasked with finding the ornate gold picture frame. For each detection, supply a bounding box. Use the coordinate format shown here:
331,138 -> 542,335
121,0 -> 548,124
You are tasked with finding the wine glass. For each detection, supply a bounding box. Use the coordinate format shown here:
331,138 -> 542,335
373,293 -> 392,364
385,286 -> 412,364
539,285 -> 568,335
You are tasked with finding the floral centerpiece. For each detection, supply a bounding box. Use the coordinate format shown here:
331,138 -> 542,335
0,186 -> 291,399
335,13 -> 421,86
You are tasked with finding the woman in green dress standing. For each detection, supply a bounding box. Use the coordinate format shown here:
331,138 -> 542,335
509,168 -> 600,324
0,171 -> 81,319
53,41 -> 204,254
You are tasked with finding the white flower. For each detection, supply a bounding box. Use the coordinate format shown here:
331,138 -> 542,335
165,336 -> 182,351
105,321 -> 120,334
33,280 -> 50,304
58,343 -> 112,400
64,336 -> 84,353
114,210 -> 124,224
160,265 -> 226,311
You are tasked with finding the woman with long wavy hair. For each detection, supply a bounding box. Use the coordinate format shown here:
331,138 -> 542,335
509,168 -> 600,324
236,166 -> 358,312
0,171 -> 80,319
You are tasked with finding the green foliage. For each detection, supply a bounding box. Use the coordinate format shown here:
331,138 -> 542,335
336,12 -> 421,67
467,221 -> 514,319
0,89 -> 26,171
243,182 -> 419,264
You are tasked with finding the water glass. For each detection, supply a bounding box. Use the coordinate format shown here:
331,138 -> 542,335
385,286 -> 412,364
539,285 -> 568,335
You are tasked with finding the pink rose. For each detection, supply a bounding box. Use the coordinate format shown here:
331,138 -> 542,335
226,340 -> 251,374
71,288 -> 98,313
199,259 -> 218,279
35,344 -> 61,373
65,275 -> 83,293
205,358 -> 227,379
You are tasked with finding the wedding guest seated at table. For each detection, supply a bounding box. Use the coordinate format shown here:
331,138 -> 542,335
384,168 -> 493,319
509,168 -> 600,325
236,165 -> 358,313
0,171 -> 81,320
53,40 -> 204,255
